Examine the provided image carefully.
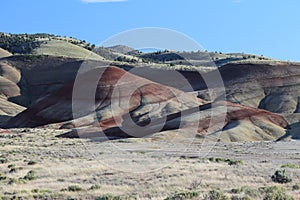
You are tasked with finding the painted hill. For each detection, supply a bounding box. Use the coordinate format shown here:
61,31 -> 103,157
210,101 -> 288,142
57,100 -> 288,142
0,55 -> 113,107
2,67 -> 204,133
0,60 -> 25,124
0,48 -> 12,58
180,62 -> 300,115
1,64 -> 290,142
0,96 -> 25,124
218,62 -> 300,114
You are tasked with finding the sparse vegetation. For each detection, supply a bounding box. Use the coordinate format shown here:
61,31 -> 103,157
231,186 -> 258,198
89,184 -> 101,190
23,170 -> 37,181
8,177 -> 27,184
0,128 -> 298,199
115,56 -> 138,63
95,194 -> 122,200
61,185 -> 83,192
207,157 -> 243,165
190,179 -> 201,190
0,32 -> 42,54
260,186 -> 294,200
231,196 -> 251,200
0,32 -> 96,54
281,163 -> 300,169
22,54 -> 45,61
204,189 -> 230,200
31,188 -> 51,194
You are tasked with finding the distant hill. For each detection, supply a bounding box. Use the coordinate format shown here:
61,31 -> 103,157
107,45 -> 140,55
93,46 -> 139,62
0,32 -> 276,67
137,50 -> 273,67
0,32 -> 102,59
32,39 -> 103,60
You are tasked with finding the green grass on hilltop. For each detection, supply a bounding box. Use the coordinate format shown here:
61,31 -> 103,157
32,40 -> 103,60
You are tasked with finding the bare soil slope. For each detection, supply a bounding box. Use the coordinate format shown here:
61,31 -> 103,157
0,48 -> 12,58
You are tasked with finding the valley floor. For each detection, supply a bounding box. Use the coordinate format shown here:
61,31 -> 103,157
0,128 -> 299,199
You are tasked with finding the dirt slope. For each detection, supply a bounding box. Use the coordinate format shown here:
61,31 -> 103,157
0,48 -> 12,58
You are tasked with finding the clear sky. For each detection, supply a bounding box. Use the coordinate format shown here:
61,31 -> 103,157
1,0 -> 300,61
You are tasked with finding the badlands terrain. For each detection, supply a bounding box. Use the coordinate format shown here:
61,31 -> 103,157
0,33 -> 299,199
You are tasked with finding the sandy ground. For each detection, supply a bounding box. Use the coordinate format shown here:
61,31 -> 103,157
0,128 -> 299,199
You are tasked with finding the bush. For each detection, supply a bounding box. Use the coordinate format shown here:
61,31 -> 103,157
9,167 -> 17,173
8,177 -> 27,184
95,194 -> 122,200
8,164 -> 16,168
292,184 -> 300,191
207,157 -> 243,165
27,160 -> 37,165
165,191 -> 200,200
0,173 -> 7,181
89,184 -> 101,190
231,188 -> 241,194
225,159 -> 243,166
61,185 -> 83,192
23,170 -> 36,181
271,169 -> 292,183
204,189 -> 230,200
31,188 -> 51,193
0,157 -> 8,164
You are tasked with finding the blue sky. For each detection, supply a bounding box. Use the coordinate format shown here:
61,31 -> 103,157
1,0 -> 300,61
